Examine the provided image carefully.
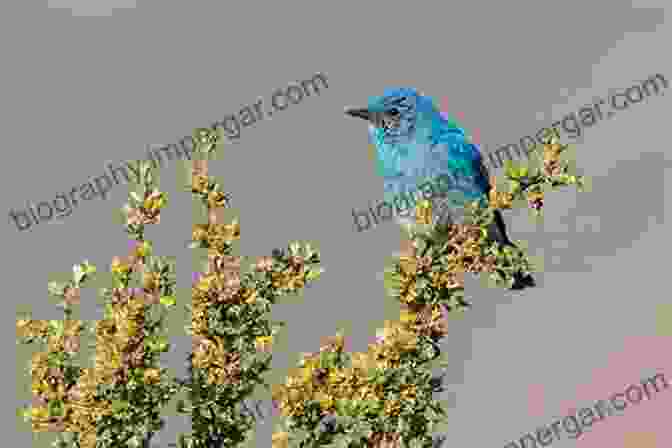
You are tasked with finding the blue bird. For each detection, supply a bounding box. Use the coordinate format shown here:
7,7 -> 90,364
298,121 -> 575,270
346,87 -> 535,289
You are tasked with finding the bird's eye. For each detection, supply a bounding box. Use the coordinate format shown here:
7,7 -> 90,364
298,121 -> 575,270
388,108 -> 400,116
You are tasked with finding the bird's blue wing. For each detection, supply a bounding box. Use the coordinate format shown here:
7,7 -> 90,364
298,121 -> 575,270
429,137 -> 490,206
464,141 -> 491,195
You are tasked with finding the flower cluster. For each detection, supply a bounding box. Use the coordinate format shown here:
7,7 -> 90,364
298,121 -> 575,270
488,136 -> 587,215
16,131 -> 214,448
387,168 -> 557,294
29,160 -> 177,448
190,172 -> 232,210
17,262 -> 117,448
17,127 -> 327,448
270,315 -> 448,447
270,137 -> 588,447
175,129 -> 325,448
18,259 -> 177,448
122,163 -> 168,241
190,221 -> 240,255
384,202 -> 504,312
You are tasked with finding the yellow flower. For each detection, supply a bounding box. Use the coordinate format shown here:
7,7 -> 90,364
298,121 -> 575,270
489,189 -> 513,209
287,388 -> 303,402
255,336 -> 274,352
243,288 -> 258,304
315,391 -> 334,411
527,190 -> 544,201
430,271 -> 463,289
207,191 -> 230,208
375,324 -> 395,343
195,274 -> 216,293
63,319 -> 83,337
400,309 -> 418,324
395,329 -> 418,351
543,141 -> 564,159
78,431 -> 98,448
16,318 -> 31,336
143,191 -> 166,211
383,399 -> 401,416
30,351 -> 50,375
272,431 -> 290,448
415,199 -> 433,225
17,319 -> 50,339
328,369 -> 346,386
143,368 -> 161,385
110,257 -> 130,275
134,240 -> 151,258
398,256 -> 418,276
192,224 -> 209,242
298,366 -> 315,384
320,332 -> 345,352
30,405 -> 50,421
31,379 -> 50,396
192,174 -> 209,193
351,352 -> 376,372
223,220 -> 241,240
286,273 -> 305,290
45,382 -> 67,401
271,271 -> 292,289
114,314 -> 139,339
143,271 -> 161,291
400,384 -> 417,400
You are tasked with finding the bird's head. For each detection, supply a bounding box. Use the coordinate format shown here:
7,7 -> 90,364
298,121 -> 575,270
346,87 -> 431,144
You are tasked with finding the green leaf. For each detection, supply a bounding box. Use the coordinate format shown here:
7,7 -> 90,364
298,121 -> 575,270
130,191 -> 143,203
82,260 -> 96,275
519,166 -> 529,178
155,335 -> 169,351
305,267 -> 324,281
48,400 -> 64,417
17,406 -> 29,421
111,400 -> 130,413
127,436 -> 142,448
72,264 -> 84,284
49,320 -> 64,337
289,241 -> 301,254
47,281 -> 67,297
503,160 -> 516,178
160,296 -> 176,307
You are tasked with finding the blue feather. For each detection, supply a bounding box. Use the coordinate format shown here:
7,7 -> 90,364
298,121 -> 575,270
359,88 -> 491,211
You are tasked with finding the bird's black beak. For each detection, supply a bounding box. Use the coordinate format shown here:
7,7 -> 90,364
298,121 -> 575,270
345,108 -> 373,122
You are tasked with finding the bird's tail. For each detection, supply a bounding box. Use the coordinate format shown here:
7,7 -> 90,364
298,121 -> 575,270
488,209 -> 536,289
487,209 -> 515,247
430,199 -> 536,290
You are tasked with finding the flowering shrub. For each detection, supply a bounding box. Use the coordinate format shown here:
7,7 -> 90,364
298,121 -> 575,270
16,127 -> 325,448
17,239 -> 178,447
179,133 -> 324,448
270,136 -> 588,447
270,322 -> 449,447
16,131 -> 586,448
